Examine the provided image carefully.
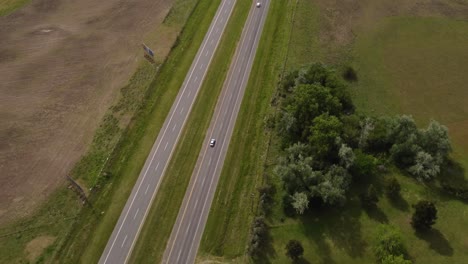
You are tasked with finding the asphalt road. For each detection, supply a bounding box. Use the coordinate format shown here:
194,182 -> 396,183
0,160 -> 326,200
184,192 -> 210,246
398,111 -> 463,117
162,1 -> 270,263
98,1 -> 237,263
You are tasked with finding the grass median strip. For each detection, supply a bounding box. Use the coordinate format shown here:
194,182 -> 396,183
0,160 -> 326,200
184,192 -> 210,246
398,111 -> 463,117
128,0 -> 254,262
198,0 -> 293,261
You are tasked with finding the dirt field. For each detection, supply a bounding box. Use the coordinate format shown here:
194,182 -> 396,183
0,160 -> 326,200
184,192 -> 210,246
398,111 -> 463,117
0,0 -> 173,225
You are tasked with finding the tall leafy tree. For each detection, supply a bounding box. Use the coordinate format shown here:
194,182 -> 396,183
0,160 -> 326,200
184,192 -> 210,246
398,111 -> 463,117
285,240 -> 304,260
411,201 -> 437,231
308,113 -> 343,160
408,151 -> 440,181
291,192 -> 309,214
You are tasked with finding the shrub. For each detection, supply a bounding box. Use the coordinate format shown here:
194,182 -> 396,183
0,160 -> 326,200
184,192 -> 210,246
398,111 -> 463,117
343,66 -> 358,82
285,240 -> 304,260
411,201 -> 437,231
382,254 -> 412,264
361,184 -> 379,208
373,225 -> 407,262
248,217 -> 268,257
385,177 -> 401,199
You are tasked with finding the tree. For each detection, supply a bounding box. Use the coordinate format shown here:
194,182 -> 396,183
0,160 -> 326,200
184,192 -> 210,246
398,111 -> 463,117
373,225 -> 406,262
408,151 -> 440,181
381,254 -> 412,264
315,165 -> 350,205
248,217 -> 268,256
361,184 -> 379,208
285,240 -> 304,260
285,84 -> 342,142
420,120 -> 451,160
411,200 -> 437,231
339,143 -> 355,169
308,113 -> 343,160
385,177 -> 401,199
350,150 -> 377,179
291,192 -> 309,214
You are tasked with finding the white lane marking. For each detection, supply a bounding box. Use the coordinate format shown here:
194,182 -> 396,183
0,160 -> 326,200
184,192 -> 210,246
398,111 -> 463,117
185,221 -> 192,236
188,90 -> 192,97
184,2 -> 266,260
229,93 -> 232,101
205,50 -> 209,57
172,124 -> 177,132
180,107 -> 185,115
194,76 -> 198,82
121,235 -> 128,248
201,175 -> 206,186
154,162 -> 160,172
133,208 -> 140,220
145,184 -> 150,195
216,27 -> 219,34
164,142 -> 169,151
208,157 -> 212,166
210,38 -> 214,45
176,249 -> 183,262
165,0 -> 239,260
200,63 -> 205,69
224,9 -> 227,14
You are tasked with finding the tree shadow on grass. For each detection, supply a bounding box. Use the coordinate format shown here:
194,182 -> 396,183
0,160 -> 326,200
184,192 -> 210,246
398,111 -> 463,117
388,195 -> 410,212
299,197 -> 367,262
364,205 -> 389,223
294,257 -> 311,264
415,228 -> 453,256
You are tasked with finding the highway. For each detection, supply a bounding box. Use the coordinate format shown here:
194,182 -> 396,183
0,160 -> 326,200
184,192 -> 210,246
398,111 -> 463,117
98,0 -> 237,263
162,1 -> 270,263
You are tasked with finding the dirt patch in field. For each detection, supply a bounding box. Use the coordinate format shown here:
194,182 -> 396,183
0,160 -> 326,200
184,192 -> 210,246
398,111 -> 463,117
313,0 -> 468,61
0,0 -> 173,225
24,235 -> 55,261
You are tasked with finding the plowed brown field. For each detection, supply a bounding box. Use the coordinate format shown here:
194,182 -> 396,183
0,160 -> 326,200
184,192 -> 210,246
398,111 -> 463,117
0,0 -> 172,225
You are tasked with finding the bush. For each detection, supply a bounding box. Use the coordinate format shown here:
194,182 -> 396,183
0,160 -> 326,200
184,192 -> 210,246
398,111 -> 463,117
382,254 -> 412,264
350,150 -> 378,180
385,177 -> 401,199
258,184 -> 275,215
285,240 -> 304,260
248,217 -> 268,257
441,182 -> 468,201
361,184 -> 379,208
343,66 -> 358,82
411,200 -> 437,231
373,225 -> 407,262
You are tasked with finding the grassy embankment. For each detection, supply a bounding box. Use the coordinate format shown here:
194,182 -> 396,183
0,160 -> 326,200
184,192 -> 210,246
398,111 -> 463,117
265,2 -> 468,264
129,0 -> 255,262
0,0 -> 204,262
0,0 -> 30,16
197,0 -> 295,262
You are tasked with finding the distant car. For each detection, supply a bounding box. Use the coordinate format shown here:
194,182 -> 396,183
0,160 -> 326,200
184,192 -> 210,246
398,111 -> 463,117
256,2 -> 261,7
210,138 -> 216,147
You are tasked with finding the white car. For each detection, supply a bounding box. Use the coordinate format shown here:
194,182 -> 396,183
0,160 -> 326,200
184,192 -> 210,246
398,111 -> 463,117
209,138 -> 216,147
256,2 -> 261,7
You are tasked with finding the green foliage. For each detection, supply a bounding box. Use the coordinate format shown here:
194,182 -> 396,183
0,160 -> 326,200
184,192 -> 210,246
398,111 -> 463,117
258,184 -> 275,215
350,150 -> 378,179
381,254 -> 412,264
285,240 -> 304,260
285,84 -> 342,142
338,143 -> 355,169
373,225 -> 407,263
316,165 -> 351,206
291,192 -> 309,215
411,201 -> 437,231
408,151 -> 440,181
385,177 -> 401,199
308,113 -> 343,160
361,184 -> 379,208
248,217 -> 268,257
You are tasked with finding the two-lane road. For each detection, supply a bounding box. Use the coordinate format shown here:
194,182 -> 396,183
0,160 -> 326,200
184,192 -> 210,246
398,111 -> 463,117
99,0 -> 237,263
163,1 -> 270,263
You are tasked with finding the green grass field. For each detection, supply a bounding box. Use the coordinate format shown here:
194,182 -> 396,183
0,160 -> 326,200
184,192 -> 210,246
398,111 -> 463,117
0,0 -> 30,16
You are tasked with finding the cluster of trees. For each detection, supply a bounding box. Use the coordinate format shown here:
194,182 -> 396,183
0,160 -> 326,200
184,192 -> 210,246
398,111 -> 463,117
273,63 -> 452,215
247,217 -> 268,257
